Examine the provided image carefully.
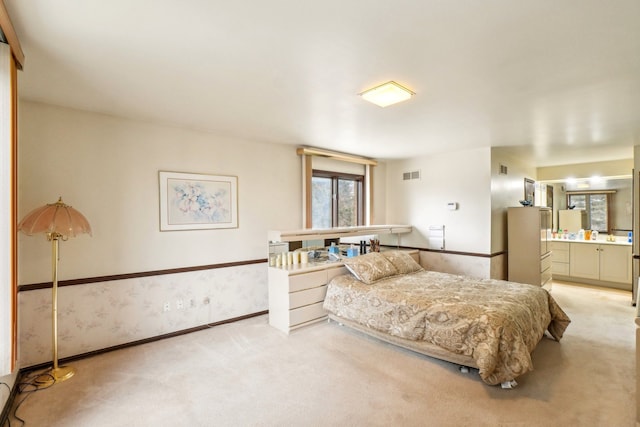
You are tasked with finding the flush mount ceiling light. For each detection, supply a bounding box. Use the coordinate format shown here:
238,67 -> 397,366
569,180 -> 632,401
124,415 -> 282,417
359,81 -> 415,107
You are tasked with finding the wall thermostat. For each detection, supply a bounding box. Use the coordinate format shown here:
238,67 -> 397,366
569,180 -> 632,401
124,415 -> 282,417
447,202 -> 458,210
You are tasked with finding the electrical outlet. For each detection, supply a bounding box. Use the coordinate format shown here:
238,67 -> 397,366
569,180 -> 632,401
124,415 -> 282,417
203,296 -> 210,305
163,302 -> 170,312
176,299 -> 184,310
189,299 -> 196,308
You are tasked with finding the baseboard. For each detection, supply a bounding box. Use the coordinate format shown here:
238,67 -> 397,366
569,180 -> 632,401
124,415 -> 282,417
22,310 -> 268,372
553,275 -> 632,292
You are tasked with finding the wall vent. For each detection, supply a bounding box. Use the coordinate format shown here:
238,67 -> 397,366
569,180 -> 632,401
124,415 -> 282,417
403,170 -> 421,181
499,164 -> 508,175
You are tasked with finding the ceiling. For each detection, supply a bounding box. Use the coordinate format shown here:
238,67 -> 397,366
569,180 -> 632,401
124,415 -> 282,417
5,0 -> 640,166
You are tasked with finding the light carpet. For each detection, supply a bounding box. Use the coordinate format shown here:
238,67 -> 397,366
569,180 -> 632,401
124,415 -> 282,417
8,281 -> 637,427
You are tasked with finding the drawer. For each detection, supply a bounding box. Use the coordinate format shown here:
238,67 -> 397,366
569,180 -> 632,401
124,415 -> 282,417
289,285 -> 327,309
540,253 -> 552,273
289,301 -> 326,326
553,250 -> 569,263
289,270 -> 327,292
552,262 -> 569,275
551,241 -> 570,251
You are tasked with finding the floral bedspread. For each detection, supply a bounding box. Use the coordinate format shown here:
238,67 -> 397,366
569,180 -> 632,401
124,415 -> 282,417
323,270 -> 571,385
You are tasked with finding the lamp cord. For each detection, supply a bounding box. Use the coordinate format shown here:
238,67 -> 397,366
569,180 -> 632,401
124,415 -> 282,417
0,381 -> 10,427
1,370 -> 55,427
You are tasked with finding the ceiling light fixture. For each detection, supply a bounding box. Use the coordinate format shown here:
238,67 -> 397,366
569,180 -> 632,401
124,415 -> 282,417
359,81 -> 415,107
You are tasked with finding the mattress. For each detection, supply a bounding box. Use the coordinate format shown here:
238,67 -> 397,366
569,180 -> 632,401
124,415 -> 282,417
323,269 -> 571,385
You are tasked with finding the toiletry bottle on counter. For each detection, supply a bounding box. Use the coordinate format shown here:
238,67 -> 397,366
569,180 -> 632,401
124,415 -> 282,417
347,244 -> 359,257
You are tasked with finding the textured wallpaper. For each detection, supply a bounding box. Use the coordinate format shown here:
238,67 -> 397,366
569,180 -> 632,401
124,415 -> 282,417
18,263 -> 268,367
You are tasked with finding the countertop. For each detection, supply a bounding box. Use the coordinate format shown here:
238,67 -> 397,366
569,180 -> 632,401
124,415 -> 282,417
550,237 -> 632,246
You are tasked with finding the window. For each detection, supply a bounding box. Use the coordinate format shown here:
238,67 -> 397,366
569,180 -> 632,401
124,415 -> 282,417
567,193 -> 611,232
311,170 -> 363,228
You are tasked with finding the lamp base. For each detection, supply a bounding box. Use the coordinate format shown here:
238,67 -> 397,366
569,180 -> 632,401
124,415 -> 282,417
34,365 -> 75,387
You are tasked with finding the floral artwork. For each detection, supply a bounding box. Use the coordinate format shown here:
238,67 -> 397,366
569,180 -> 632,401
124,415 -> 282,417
159,172 -> 238,230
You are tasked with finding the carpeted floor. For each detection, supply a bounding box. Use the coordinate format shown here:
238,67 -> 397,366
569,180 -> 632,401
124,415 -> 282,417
7,281 -> 637,427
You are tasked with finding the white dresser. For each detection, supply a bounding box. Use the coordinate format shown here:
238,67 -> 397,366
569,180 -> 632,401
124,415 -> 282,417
267,225 -> 413,334
268,263 -> 347,334
507,206 -> 553,288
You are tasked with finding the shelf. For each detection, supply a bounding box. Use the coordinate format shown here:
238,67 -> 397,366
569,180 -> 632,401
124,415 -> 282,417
268,225 -> 412,242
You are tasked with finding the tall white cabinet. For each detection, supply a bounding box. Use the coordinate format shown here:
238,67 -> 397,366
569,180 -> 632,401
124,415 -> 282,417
507,207 -> 552,287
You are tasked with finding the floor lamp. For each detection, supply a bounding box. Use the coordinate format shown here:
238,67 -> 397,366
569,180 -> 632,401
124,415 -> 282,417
18,197 -> 92,386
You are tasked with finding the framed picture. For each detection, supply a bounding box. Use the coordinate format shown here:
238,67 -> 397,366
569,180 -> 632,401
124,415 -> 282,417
524,178 -> 535,205
159,171 -> 238,231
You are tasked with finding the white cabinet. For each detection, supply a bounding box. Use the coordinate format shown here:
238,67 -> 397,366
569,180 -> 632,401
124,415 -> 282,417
569,243 -> 599,280
507,207 -> 552,287
599,245 -> 632,284
551,241 -> 570,275
569,242 -> 632,289
268,264 -> 347,334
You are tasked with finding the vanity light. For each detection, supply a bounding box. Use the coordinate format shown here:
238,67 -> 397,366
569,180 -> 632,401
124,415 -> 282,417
359,81 -> 415,107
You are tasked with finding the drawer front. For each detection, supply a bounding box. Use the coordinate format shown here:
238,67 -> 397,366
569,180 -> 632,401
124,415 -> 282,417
540,253 -> 552,273
553,250 -> 570,263
289,285 -> 327,309
552,262 -> 569,275
551,241 -> 570,251
289,270 -> 327,292
289,301 -> 326,326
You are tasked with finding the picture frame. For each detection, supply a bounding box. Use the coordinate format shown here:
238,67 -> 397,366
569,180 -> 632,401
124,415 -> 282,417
524,178 -> 535,206
159,171 -> 238,231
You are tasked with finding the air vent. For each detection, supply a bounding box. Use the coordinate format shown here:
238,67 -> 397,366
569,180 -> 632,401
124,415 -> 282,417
499,164 -> 508,175
403,170 -> 421,181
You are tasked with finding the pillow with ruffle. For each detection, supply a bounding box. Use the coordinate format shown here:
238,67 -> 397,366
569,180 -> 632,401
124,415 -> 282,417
381,250 -> 423,274
342,252 -> 398,284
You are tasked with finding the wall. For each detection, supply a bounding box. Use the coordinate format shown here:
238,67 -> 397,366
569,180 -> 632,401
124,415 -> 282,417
383,148 -> 492,277
384,147 -> 493,254
383,147 -> 538,280
490,148 -> 538,254
16,101 -> 310,366
18,103 -> 303,282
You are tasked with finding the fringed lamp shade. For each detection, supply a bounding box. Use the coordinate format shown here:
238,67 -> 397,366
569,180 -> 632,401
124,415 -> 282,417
18,197 -> 92,239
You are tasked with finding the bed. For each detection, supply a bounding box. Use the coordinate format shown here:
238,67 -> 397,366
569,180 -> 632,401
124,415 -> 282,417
322,250 -> 571,386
